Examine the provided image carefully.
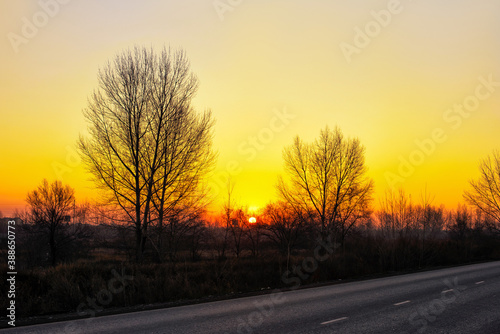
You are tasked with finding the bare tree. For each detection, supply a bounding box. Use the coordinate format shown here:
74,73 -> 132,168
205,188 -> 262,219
243,211 -> 263,257
214,178 -> 233,259
263,201 -> 309,271
464,151 -> 500,233
25,179 -> 75,266
79,46 -> 215,262
277,126 -> 373,245
416,201 -> 445,267
219,181 -> 261,258
378,189 -> 415,240
376,188 -> 417,269
448,204 -> 474,260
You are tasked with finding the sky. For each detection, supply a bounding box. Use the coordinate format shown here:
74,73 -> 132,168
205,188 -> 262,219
1,0 -> 500,216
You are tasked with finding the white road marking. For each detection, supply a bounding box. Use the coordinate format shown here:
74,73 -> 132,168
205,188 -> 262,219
442,289 -> 454,293
321,317 -> 348,325
394,300 -> 411,306
475,281 -> 485,285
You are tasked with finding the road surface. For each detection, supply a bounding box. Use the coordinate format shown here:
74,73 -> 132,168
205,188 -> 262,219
2,261 -> 500,333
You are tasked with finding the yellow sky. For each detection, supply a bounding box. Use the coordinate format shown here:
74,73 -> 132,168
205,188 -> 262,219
1,0 -> 499,216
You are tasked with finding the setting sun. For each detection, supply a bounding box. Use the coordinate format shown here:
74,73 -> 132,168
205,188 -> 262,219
248,217 -> 257,224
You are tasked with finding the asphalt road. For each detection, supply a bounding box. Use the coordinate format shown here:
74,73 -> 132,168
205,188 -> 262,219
2,261 -> 500,334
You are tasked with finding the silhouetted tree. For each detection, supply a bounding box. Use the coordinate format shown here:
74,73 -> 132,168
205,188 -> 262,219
79,46 -> 215,262
277,126 -> 373,246
378,189 -> 416,241
377,189 -> 417,269
263,201 -> 309,271
229,208 -> 246,258
215,178 -> 236,259
464,151 -> 500,233
25,179 -> 91,266
448,204 -> 474,261
244,212 -> 263,257
415,190 -> 445,267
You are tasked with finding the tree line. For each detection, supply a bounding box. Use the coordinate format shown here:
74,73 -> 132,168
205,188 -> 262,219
9,46 -> 500,271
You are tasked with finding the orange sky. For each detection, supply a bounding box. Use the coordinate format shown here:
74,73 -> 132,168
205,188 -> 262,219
1,0 -> 499,216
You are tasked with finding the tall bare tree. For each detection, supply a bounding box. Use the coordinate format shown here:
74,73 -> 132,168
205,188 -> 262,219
464,150 -> 500,233
277,126 -> 373,245
79,46 -> 216,262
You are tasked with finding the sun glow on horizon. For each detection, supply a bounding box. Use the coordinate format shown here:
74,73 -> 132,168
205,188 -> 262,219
248,206 -> 259,213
